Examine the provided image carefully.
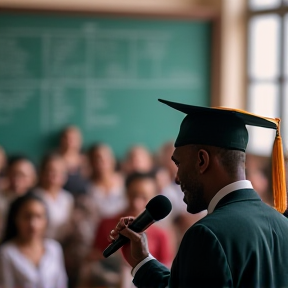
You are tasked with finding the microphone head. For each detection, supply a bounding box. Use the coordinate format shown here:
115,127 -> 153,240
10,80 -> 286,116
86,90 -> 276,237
146,195 -> 172,221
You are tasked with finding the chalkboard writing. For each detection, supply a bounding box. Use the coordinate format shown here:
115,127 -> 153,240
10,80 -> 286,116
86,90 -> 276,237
0,13 -> 211,162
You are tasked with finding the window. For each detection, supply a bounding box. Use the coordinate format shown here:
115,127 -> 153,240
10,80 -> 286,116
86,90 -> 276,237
247,1 -> 288,155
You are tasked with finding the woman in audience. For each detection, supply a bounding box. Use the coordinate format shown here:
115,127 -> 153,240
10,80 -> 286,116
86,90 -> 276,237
86,143 -> 126,221
0,192 -> 67,288
4,156 -> 37,197
122,145 -> 154,175
0,156 -> 37,240
58,126 -> 88,196
34,153 -> 74,241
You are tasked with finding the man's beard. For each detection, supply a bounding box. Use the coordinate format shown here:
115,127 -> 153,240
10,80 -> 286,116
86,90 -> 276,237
184,175 -> 207,214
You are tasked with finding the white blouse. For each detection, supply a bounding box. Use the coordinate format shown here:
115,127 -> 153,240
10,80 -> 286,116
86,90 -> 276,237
0,239 -> 67,288
34,188 -> 74,240
86,182 -> 127,219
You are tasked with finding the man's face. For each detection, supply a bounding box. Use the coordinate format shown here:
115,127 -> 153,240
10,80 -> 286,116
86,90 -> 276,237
172,145 -> 207,214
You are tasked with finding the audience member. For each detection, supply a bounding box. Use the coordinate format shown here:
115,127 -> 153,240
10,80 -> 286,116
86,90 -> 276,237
246,153 -> 272,206
0,146 -> 8,238
80,172 -> 173,288
0,146 -> 7,192
59,126 -> 88,196
158,141 -> 178,182
122,145 -> 154,175
34,153 -> 74,241
0,156 -> 37,240
62,193 -> 98,288
86,143 -> 126,221
4,156 -> 37,197
0,192 -> 67,288
62,143 -> 125,288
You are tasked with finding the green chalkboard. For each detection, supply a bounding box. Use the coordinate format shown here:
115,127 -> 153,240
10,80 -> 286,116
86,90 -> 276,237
0,12 -> 211,163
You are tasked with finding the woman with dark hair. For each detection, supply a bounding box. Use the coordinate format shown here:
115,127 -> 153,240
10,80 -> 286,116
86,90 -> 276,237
0,192 -> 67,288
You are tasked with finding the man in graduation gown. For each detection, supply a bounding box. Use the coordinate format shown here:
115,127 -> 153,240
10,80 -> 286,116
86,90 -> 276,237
108,99 -> 288,288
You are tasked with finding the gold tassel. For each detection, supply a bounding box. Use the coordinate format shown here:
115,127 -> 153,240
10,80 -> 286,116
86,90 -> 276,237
272,118 -> 287,213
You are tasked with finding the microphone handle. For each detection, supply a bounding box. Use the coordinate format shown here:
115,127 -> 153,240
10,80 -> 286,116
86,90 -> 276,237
103,210 -> 155,258
129,210 -> 155,232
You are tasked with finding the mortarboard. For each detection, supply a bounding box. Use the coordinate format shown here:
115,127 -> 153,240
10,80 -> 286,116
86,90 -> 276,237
159,98 -> 287,213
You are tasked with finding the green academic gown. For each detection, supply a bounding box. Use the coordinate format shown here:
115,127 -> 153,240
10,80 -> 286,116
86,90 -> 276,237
133,189 -> 288,288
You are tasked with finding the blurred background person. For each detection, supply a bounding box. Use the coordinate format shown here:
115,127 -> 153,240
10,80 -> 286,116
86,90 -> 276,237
0,192 -> 67,288
62,193 -> 98,288
3,156 -> 37,198
34,153 -> 74,241
0,146 -> 7,192
246,153 -> 272,206
86,143 -> 126,222
80,172 -> 173,288
0,146 -> 8,239
62,143 -> 125,288
121,145 -> 154,175
0,156 -> 37,240
58,126 -> 88,196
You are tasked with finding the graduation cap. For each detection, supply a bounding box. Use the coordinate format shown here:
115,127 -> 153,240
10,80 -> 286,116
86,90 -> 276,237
159,99 -> 287,213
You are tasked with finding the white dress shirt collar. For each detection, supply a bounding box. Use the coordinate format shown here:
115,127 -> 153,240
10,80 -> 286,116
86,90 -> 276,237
207,180 -> 253,214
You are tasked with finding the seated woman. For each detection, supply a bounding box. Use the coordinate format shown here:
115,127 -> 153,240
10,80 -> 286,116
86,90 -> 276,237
0,192 -> 67,288
34,153 -> 74,241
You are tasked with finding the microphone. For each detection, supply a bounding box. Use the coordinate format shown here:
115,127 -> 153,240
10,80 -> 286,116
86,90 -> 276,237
103,195 -> 172,258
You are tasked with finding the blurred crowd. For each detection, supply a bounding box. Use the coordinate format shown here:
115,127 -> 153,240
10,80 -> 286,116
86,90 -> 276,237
0,126 -> 277,288
0,126 -> 208,288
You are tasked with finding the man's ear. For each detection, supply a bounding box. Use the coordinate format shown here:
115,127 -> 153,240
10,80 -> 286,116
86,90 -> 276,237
197,149 -> 209,174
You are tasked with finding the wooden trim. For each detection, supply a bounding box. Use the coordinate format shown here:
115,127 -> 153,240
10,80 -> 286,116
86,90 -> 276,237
0,6 -> 220,20
247,7 -> 288,18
